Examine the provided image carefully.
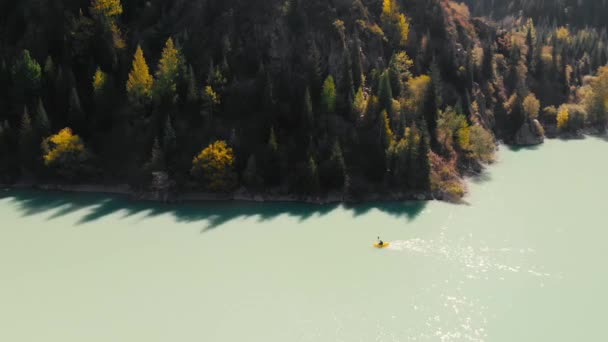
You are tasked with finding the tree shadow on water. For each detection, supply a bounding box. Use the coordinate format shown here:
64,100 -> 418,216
506,144 -> 541,152
0,190 -> 427,232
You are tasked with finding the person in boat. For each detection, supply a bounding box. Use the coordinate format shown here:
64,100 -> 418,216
377,236 -> 384,246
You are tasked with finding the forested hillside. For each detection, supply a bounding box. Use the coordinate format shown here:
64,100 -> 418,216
1,0 -> 607,201
462,0 -> 608,28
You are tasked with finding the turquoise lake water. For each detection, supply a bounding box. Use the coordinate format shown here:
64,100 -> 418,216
1,137 -> 607,341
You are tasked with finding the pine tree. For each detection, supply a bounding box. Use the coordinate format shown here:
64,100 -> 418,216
405,124 -> 420,190
154,38 -> 183,101
351,39 -> 364,90
328,141 -> 346,190
126,45 -> 153,104
163,116 -> 176,153
338,51 -> 354,116
381,110 -> 395,148
20,106 -> 33,139
264,127 -> 281,186
378,70 -> 393,114
185,64 -> 198,104
525,19 -> 537,72
268,126 -> 278,153
321,75 -> 336,114
146,137 -> 165,171
12,50 -> 41,102
35,99 -> 50,136
307,155 -> 320,194
43,56 -> 55,84
68,87 -> 84,129
243,155 -> 262,189
92,67 -> 108,96
429,59 -> 444,108
19,106 -> 36,170
304,87 -> 314,126
202,85 -> 220,117
353,86 -> 367,119
422,78 -> 439,150
416,122 -> 431,191
308,42 -> 323,94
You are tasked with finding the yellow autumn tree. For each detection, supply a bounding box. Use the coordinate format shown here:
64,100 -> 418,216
191,140 -> 237,191
382,110 -> 395,147
555,27 -> 571,43
438,107 -> 470,153
91,0 -> 123,18
90,0 -> 125,50
557,106 -> 569,130
110,22 -> 126,49
468,125 -> 495,162
381,0 -> 410,47
202,85 -> 220,116
457,123 -> 471,151
42,128 -> 89,179
522,93 -> 541,119
584,66 -> 608,127
404,75 -> 431,115
126,45 -> 153,104
92,67 -> 108,95
154,38 -> 183,99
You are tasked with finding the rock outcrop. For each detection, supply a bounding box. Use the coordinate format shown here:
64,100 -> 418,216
513,119 -> 544,146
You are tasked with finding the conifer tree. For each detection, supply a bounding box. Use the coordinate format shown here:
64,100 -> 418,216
388,52 -> 412,98
378,70 -> 393,114
325,141 -> 346,190
126,45 -> 153,104
351,39 -> 364,90
304,87 -> 314,126
68,87 -> 84,129
264,127 -> 281,186
35,99 -> 50,136
268,126 -> 278,153
338,51 -> 354,115
163,116 -> 176,153
416,122 -> 431,190
92,67 -> 108,97
19,106 -> 37,170
146,137 -> 165,171
12,50 -> 41,102
20,106 -> 33,144
307,156 -> 320,194
243,155 -> 262,189
43,56 -> 55,86
321,76 -> 336,114
353,86 -> 367,119
184,64 -> 198,104
202,85 -> 220,117
154,38 -> 183,100
423,78 -> 439,149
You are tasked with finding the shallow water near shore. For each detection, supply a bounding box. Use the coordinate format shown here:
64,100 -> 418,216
1,137 -> 607,342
